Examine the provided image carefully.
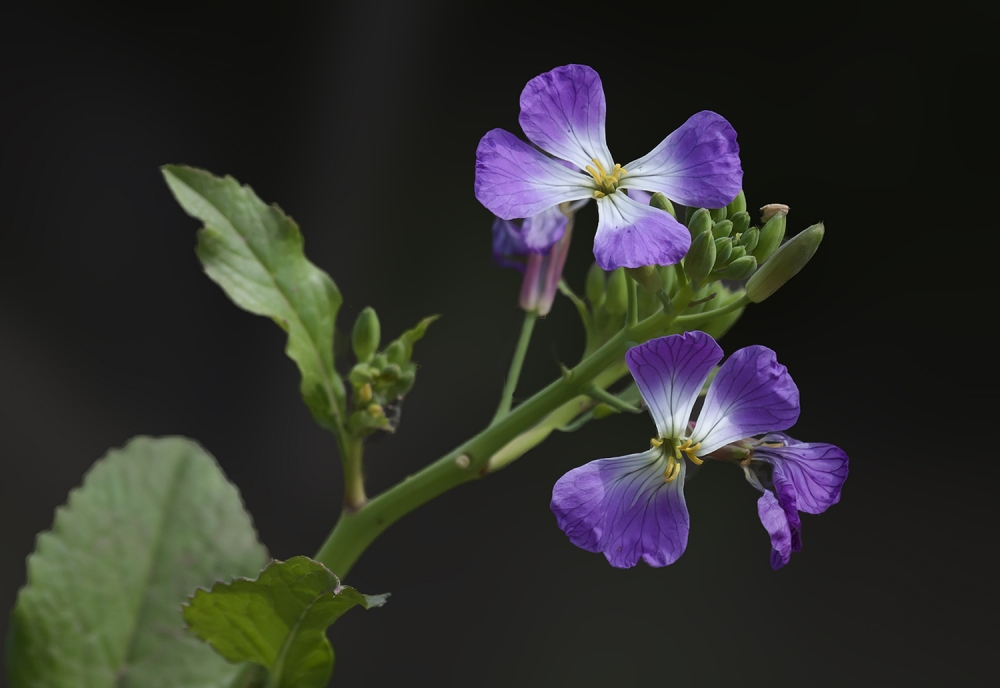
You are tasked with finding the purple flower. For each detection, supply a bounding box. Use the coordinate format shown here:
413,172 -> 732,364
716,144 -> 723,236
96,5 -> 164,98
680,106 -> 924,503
743,432 -> 849,569
492,203 -> 580,316
550,331 -> 799,568
475,64 -> 742,271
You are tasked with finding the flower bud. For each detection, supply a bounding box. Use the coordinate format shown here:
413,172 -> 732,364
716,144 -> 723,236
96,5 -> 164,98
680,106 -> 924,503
649,192 -> 677,218
715,255 -> 757,281
585,262 -> 606,304
752,212 -> 787,263
380,363 -> 402,382
760,203 -> 790,223
728,245 -> 746,262
356,383 -> 373,405
371,353 -> 388,370
711,219 -> 733,239
605,267 -> 628,315
352,307 -> 381,363
384,339 -> 406,366
714,237 -> 732,265
737,226 -> 759,253
730,211 -> 750,236
684,229 -> 716,283
687,208 -> 712,238
709,207 -> 727,222
726,190 -> 747,216
349,363 -> 375,386
746,223 -> 824,303
657,264 -> 677,295
626,265 -> 662,293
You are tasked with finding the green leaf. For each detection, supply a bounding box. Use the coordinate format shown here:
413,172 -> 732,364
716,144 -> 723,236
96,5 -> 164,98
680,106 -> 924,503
162,165 -> 346,434
6,436 -> 269,688
183,557 -> 387,688
394,314 -> 440,363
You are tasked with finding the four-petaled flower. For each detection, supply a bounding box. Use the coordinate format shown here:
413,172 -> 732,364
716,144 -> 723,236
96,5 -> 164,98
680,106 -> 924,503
742,432 -> 849,569
550,331 -> 801,568
475,64 -> 743,271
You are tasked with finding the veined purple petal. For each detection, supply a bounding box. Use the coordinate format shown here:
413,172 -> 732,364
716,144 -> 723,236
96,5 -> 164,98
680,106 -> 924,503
626,332 -> 723,440
691,345 -> 800,455
757,475 -> 802,570
491,217 -> 529,270
522,205 -> 569,252
593,192 -> 690,270
621,111 -> 742,209
519,64 -> 613,172
475,129 -> 592,220
753,432 -> 849,515
551,449 -> 689,568
627,188 -> 653,205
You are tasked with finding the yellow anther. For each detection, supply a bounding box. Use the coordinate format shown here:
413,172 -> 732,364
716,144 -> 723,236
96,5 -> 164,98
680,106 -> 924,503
650,437 -> 664,448
585,156 -> 627,198
663,456 -> 679,483
678,439 -> 703,465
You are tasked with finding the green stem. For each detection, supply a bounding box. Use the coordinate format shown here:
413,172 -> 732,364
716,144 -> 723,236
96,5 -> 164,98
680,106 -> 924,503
584,383 -> 642,414
341,435 -> 367,511
626,274 -> 639,327
671,294 -> 750,328
314,306 -> 681,578
491,311 -> 538,424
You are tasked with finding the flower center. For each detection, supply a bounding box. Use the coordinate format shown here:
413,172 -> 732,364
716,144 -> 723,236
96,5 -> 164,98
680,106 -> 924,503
585,157 -> 627,198
651,437 -> 703,482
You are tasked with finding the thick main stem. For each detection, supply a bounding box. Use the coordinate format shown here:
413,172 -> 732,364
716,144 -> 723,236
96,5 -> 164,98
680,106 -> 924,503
491,311 -> 538,424
341,435 -> 366,511
314,301 -> 687,578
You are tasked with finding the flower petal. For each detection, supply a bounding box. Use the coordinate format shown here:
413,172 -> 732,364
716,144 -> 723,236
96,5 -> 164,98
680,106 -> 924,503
475,129 -> 592,220
691,345 -> 800,455
757,476 -> 802,570
521,205 -> 569,252
621,111 -> 742,208
518,64 -> 613,172
626,332 -> 723,440
753,433 -> 849,515
551,449 -> 689,568
491,217 -> 529,270
593,193 -> 691,270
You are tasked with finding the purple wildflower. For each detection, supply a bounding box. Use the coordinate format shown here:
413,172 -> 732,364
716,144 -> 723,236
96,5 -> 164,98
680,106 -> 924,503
475,64 -> 742,271
742,432 -> 849,569
550,331 -> 799,568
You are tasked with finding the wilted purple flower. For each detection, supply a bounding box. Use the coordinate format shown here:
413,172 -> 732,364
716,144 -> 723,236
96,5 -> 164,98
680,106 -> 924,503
742,432 -> 849,569
492,203 -> 581,316
475,64 -> 742,271
551,331 -> 799,568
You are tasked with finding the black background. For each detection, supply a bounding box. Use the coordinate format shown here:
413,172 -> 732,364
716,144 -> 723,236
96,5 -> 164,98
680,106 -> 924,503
1,2 -> 993,685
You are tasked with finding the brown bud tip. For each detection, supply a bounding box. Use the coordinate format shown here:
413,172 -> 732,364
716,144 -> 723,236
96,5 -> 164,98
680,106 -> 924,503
760,204 -> 790,222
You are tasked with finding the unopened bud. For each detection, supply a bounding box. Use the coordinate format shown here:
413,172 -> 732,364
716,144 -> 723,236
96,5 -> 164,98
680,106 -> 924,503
356,383 -> 373,405
715,255 -> 757,281
729,245 -> 747,261
371,353 -> 388,370
726,190 -> 747,217
658,264 -> 677,295
760,204 -> 790,223
349,363 -> 375,386
649,192 -> 677,218
684,229 -> 716,283
730,211 -> 750,236
687,208 -> 712,238
585,262 -> 606,304
380,363 -> 402,382
605,267 -> 628,315
626,265 -> 662,293
712,219 -> 733,239
367,403 -> 384,419
714,237 -> 732,265
752,212 -> 787,263
709,207 -> 728,222
746,223 -> 824,303
737,226 -> 759,253
384,340 -> 406,366
352,307 -> 381,363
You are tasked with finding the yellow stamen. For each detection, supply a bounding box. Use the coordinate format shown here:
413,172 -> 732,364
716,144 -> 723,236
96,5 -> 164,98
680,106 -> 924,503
584,156 -> 627,198
650,437 -> 664,448
678,438 -> 703,465
663,455 -> 679,483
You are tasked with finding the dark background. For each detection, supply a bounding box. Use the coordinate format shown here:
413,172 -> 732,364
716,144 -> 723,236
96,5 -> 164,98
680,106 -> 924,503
1,2 -> 993,685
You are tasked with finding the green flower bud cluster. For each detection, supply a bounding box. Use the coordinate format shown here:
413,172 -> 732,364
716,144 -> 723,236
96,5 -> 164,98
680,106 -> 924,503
580,263 -> 670,357
347,308 -> 438,435
683,190 -> 763,285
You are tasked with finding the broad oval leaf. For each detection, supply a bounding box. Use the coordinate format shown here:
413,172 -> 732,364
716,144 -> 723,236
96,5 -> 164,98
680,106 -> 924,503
6,436 -> 269,688
162,165 -> 346,434
183,557 -> 388,688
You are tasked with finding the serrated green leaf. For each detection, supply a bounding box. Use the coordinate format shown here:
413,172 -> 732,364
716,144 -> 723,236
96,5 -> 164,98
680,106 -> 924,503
6,436 -> 269,688
183,557 -> 387,688
395,314 -> 440,363
162,165 -> 346,434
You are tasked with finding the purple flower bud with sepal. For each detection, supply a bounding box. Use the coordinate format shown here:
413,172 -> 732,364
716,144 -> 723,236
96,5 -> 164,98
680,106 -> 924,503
550,331 -> 799,568
475,64 -> 742,271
